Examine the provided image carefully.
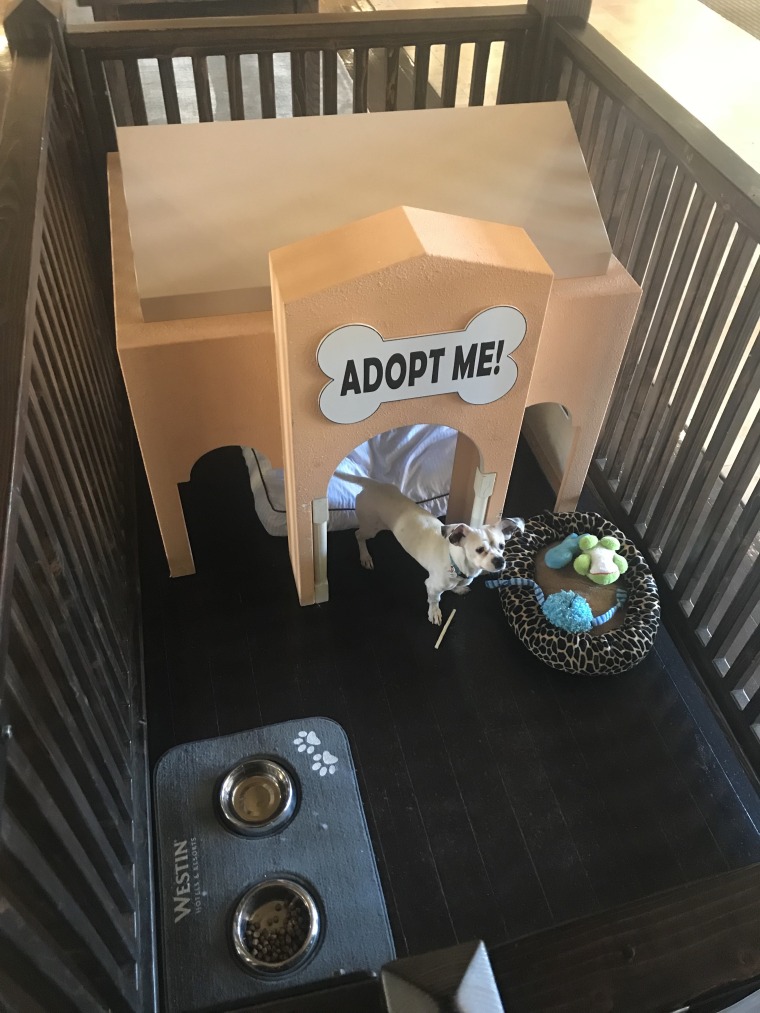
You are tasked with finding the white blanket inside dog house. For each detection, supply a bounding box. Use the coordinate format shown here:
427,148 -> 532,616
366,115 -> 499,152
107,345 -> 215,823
242,425 -> 457,536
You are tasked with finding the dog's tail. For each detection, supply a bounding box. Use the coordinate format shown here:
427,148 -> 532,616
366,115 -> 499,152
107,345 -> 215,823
333,470 -> 380,490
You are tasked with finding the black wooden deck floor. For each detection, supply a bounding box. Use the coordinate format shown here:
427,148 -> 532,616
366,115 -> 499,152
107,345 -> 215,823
139,440 -> 760,960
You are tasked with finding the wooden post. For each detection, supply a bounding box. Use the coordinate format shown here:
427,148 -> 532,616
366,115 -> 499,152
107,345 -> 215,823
383,940 -> 504,1013
5,0 -> 63,56
527,0 -> 590,102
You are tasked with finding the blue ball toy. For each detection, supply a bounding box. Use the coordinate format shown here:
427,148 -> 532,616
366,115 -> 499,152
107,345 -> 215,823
544,533 -> 581,569
542,590 -> 594,633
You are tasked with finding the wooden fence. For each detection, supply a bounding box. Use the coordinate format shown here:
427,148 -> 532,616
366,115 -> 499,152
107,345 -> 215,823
545,20 -> 760,771
66,5 -> 540,147
0,1 -> 154,1009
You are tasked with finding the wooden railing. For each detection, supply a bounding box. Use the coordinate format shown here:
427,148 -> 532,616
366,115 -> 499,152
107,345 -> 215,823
545,20 -> 760,772
0,0 -> 153,1009
65,5 -> 540,151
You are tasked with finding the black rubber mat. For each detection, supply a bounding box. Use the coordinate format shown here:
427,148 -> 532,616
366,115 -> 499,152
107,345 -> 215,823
154,720 -> 394,1012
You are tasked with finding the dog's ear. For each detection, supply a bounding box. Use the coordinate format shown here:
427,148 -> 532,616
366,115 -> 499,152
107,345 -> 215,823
499,517 -> 525,539
447,524 -> 468,545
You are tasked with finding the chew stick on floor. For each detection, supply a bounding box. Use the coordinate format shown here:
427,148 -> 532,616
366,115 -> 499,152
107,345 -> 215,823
434,609 -> 457,649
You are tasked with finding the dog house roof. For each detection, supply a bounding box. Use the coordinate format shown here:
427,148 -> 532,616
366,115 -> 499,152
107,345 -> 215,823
270,206 -> 554,305
117,102 -> 611,323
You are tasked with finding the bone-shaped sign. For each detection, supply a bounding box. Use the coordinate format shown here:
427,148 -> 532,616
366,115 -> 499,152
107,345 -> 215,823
317,306 -> 526,424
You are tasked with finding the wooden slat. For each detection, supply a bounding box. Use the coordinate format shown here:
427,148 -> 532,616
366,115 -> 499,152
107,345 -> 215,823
739,654 -> 760,723
157,56 -> 181,122
121,58 -> 147,124
4,727 -> 135,961
468,40 -> 489,106
603,170 -> 695,482
322,49 -> 337,115
258,51 -> 276,117
385,45 -> 399,111
641,227 -> 754,544
440,42 -> 460,107
573,73 -> 598,155
225,52 -> 244,119
191,54 -> 213,120
68,47 -> 113,158
290,49 -> 306,116
24,378 -> 131,677
10,573 -> 133,849
37,184 -> 122,470
687,456 -> 760,632
585,93 -> 621,186
19,449 -> 131,711
604,125 -> 646,247
17,499 -> 130,747
1,813 -> 136,1013
496,38 -> 517,104
413,43 -> 431,109
0,51 -> 52,667
612,136 -> 659,267
646,259 -> 759,559
621,201 -> 727,518
707,555 -> 760,675
675,425 -> 760,611
353,46 -> 369,113
596,155 -> 680,464
596,112 -> 637,224
0,912 -> 105,1013
37,248 -> 120,526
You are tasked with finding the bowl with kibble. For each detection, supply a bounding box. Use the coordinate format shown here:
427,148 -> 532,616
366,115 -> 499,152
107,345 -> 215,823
231,877 -> 321,975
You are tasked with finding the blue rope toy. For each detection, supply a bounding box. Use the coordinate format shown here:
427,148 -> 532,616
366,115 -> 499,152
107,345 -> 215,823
486,576 -> 627,633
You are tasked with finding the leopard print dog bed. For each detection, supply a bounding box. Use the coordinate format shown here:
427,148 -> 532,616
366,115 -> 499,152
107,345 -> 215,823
494,510 -> 660,675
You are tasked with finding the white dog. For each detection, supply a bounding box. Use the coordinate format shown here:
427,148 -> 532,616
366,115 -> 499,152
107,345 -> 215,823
336,473 -> 523,625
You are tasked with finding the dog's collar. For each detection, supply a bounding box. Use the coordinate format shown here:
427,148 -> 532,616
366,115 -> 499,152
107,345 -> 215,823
449,554 -> 468,580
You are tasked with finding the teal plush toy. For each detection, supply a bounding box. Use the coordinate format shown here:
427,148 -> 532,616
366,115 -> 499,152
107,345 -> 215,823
573,534 -> 628,585
544,533 -> 581,569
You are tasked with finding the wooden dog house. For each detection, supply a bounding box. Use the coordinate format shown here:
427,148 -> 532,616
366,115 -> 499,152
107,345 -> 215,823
112,101 -> 641,604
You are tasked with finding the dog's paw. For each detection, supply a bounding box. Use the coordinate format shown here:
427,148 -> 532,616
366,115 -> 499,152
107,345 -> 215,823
360,556 -> 374,570
428,605 -> 443,625
452,585 -> 471,596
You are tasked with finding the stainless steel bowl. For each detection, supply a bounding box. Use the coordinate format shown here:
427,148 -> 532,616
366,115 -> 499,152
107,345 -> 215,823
231,877 -> 321,975
217,758 -> 296,837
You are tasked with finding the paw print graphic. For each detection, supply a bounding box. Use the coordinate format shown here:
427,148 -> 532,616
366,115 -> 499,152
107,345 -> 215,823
293,730 -> 321,755
312,751 -> 338,777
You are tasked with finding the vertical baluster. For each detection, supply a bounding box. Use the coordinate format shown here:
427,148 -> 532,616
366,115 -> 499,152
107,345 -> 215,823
440,42 -> 460,107
291,51 -> 306,116
353,47 -> 369,112
385,46 -> 400,111
226,54 -> 245,120
414,44 -> 431,109
192,56 -> 213,122
258,52 -> 277,118
468,41 -> 490,106
322,50 -> 338,115
121,59 -> 147,126
157,58 -> 181,124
